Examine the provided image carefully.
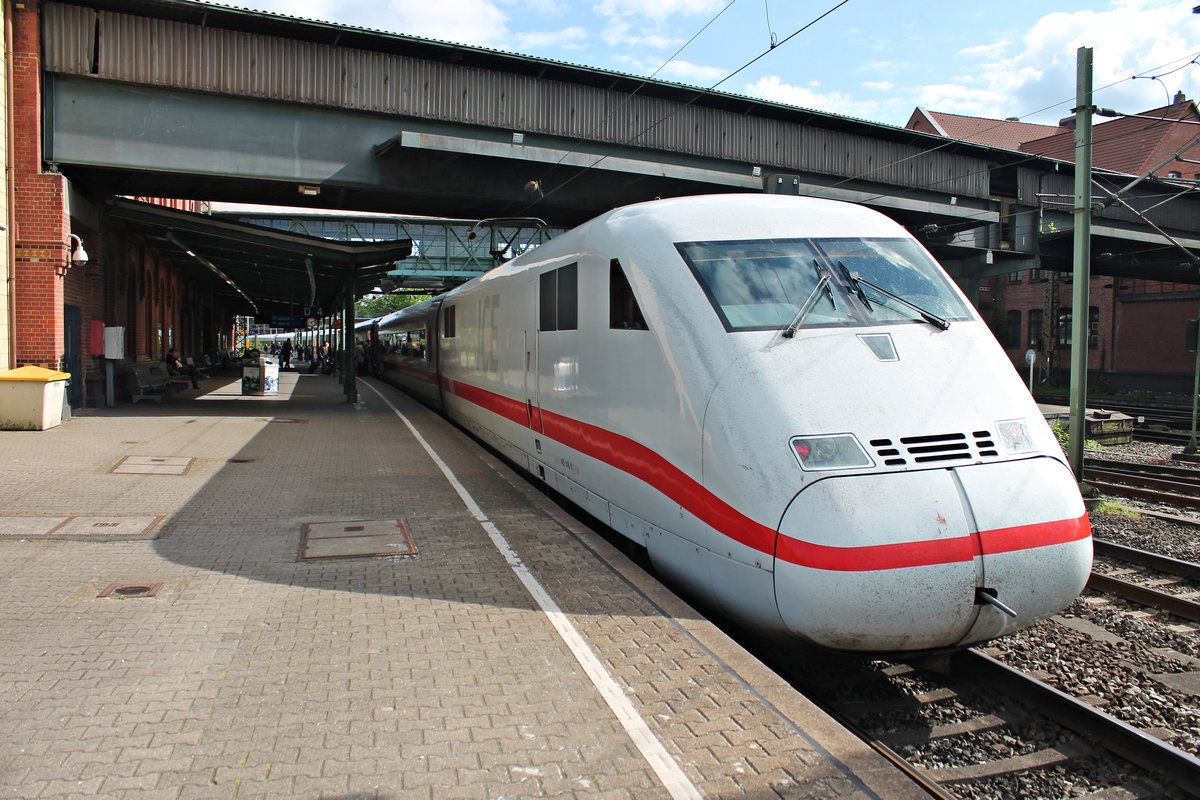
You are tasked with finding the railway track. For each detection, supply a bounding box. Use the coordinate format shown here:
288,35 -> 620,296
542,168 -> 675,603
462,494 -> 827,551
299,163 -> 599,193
1083,457 -> 1200,507
1090,539 -> 1200,622
754,532 -> 1200,797
1134,428 -> 1195,447
765,646 -> 1200,799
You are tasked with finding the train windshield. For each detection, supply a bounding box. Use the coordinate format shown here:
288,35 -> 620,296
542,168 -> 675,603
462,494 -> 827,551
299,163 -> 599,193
677,237 -> 971,333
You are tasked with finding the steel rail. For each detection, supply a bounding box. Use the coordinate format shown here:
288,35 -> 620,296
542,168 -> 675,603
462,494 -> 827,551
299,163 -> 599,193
1094,539 -> 1200,581
1084,467 -> 1200,493
957,649 -> 1200,793
1084,458 -> 1200,481
1134,429 -> 1192,445
1085,478 -> 1200,509
1086,572 -> 1200,622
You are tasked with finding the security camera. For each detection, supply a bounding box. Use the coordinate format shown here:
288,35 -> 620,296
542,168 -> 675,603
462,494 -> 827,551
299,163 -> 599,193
69,234 -> 88,267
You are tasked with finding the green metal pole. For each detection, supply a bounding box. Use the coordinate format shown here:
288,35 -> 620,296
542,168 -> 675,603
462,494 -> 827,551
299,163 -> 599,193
1068,46 -> 1094,482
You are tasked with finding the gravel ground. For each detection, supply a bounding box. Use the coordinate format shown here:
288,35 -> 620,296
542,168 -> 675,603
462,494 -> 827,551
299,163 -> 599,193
985,437 -> 1200,757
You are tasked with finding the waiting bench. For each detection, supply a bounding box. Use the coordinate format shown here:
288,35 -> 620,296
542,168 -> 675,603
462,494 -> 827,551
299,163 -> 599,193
130,364 -> 188,404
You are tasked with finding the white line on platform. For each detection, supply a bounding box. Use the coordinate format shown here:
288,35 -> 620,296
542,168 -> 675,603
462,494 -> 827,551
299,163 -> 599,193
362,382 -> 702,800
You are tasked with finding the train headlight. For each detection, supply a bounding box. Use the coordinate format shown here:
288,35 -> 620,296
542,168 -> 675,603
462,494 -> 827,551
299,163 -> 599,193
996,419 -> 1036,454
790,434 -> 873,471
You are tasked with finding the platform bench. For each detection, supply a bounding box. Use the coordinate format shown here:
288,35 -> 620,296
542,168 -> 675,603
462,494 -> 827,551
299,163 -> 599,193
131,364 -> 168,403
131,364 -> 188,403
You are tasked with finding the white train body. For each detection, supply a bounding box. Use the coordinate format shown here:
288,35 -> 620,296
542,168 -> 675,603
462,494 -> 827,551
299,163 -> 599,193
377,195 -> 1092,653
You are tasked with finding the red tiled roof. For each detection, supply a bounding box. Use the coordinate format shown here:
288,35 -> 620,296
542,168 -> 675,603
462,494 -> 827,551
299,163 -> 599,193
906,108 -> 1065,151
1020,97 -> 1200,177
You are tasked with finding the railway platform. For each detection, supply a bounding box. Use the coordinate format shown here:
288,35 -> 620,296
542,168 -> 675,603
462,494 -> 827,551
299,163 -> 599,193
0,369 -> 926,800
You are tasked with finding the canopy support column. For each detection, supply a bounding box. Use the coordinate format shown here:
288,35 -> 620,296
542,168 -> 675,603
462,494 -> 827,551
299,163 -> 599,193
343,272 -> 357,403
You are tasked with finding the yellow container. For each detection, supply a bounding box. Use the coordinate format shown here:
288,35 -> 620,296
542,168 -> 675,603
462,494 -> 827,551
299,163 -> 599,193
0,366 -> 71,430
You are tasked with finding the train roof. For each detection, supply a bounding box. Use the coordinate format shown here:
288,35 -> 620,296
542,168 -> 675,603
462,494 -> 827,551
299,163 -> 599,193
598,194 -> 909,240
469,194 -> 912,288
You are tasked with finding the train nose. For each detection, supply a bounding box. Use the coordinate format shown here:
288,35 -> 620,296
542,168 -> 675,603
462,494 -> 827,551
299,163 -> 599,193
773,458 -> 1092,652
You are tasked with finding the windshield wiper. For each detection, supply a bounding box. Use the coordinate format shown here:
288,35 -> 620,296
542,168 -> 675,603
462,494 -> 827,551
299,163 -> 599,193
782,261 -> 836,338
836,261 -> 873,312
838,263 -> 950,330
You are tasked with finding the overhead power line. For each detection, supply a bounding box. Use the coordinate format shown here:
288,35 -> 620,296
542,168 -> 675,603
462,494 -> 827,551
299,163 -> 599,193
521,0 -> 853,214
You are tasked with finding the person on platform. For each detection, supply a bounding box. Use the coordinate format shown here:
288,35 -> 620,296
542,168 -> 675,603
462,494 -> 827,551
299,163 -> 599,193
164,347 -> 200,389
280,339 -> 293,370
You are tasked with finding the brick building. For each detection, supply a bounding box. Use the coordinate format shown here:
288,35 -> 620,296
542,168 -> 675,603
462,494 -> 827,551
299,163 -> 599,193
908,95 -> 1200,394
3,1 -> 213,407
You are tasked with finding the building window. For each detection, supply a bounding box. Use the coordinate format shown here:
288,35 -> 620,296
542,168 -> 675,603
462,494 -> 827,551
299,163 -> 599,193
1008,272 -> 1022,283
609,259 -> 647,330
1089,306 -> 1100,346
1028,309 -> 1043,351
1030,268 -> 1045,281
1057,309 -> 1071,346
539,263 -> 578,332
1005,310 -> 1022,349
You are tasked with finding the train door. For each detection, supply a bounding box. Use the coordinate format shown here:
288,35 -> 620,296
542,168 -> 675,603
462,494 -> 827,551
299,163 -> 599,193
524,328 -> 542,433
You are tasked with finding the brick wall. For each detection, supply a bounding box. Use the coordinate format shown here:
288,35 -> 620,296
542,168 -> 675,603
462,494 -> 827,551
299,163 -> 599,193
1112,296 -> 1198,374
11,0 -> 69,370
0,3 -> 11,370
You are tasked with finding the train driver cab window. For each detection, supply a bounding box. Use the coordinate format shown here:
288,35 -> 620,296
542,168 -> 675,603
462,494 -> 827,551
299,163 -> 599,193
539,263 -> 578,332
443,305 -> 456,338
609,259 -> 647,330
678,239 -> 847,331
678,238 -> 970,333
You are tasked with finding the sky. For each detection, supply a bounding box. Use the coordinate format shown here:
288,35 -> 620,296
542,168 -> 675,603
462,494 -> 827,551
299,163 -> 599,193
200,0 -> 1200,128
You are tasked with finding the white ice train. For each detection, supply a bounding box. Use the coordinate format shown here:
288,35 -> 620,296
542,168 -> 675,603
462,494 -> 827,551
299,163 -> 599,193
374,194 -> 1092,653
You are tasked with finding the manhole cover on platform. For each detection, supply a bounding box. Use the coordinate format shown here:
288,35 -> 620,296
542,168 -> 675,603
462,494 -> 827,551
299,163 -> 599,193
97,582 -> 163,599
0,515 -> 163,540
111,456 -> 194,475
299,518 -> 417,560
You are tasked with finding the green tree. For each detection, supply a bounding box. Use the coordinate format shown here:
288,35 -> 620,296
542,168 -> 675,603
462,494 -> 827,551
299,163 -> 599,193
355,293 -> 430,319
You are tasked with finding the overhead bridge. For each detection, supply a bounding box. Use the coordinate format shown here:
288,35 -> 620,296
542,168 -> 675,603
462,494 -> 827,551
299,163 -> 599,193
39,0 -> 1200,283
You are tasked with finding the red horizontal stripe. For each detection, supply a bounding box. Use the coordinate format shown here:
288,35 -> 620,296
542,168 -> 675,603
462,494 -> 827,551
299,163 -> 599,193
442,377 -> 1090,572
383,361 -> 438,385
978,514 -> 1092,555
444,376 -> 530,427
776,514 -> 1091,572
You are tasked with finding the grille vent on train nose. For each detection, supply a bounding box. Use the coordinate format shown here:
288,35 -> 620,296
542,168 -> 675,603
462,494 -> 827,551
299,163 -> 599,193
869,431 -> 998,466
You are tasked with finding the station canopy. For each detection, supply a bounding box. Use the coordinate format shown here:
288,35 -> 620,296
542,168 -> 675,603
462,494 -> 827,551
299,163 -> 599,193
105,197 -> 413,321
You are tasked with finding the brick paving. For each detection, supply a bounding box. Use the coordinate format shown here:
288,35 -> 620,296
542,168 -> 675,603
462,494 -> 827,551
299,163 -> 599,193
0,370 -> 925,799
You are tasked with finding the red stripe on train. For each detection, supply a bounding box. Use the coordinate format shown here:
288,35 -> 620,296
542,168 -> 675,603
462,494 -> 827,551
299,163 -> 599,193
775,514 -> 1091,572
441,378 -> 1090,571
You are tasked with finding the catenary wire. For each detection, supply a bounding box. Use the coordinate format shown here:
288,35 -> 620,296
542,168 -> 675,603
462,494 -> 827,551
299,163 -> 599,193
518,0 -> 853,214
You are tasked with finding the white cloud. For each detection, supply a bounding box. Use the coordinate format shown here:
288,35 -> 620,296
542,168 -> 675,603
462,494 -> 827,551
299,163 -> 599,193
513,27 -> 590,51
657,59 -> 727,84
593,0 -> 724,22
934,1 -> 1200,122
208,0 -> 512,46
744,75 -> 887,121
863,80 -> 894,92
600,18 -> 680,50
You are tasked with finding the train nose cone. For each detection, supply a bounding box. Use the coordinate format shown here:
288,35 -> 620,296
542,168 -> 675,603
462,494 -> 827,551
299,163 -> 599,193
774,457 -> 1091,652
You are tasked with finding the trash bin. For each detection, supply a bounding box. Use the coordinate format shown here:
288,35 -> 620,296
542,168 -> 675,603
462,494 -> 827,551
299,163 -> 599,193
0,366 -> 71,430
241,356 -> 279,396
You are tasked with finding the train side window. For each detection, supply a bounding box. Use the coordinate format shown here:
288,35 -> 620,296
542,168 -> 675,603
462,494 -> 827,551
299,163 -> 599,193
609,259 -> 647,330
539,263 -> 578,332
540,271 -> 557,331
443,305 -> 456,338
557,263 -> 577,330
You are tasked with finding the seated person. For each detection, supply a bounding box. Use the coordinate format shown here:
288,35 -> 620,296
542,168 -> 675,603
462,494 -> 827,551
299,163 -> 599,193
164,347 -> 200,389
